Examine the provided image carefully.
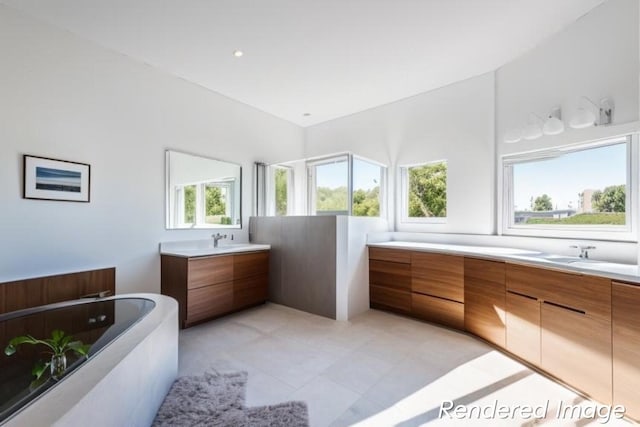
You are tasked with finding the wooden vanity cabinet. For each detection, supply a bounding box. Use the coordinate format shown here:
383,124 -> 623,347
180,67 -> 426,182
369,248 -> 412,313
506,263 -> 612,403
411,252 -> 464,329
612,281 -> 640,420
161,251 -> 269,328
464,258 -> 506,347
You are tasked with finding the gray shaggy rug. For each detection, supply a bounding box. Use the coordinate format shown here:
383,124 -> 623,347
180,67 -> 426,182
153,371 -> 309,427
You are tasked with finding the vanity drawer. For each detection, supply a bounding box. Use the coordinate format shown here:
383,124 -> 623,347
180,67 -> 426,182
186,282 -> 233,325
412,293 -> 464,330
187,255 -> 234,289
369,247 -> 411,264
234,251 -> 269,280
369,260 -> 411,291
233,274 -> 268,310
370,285 -> 411,313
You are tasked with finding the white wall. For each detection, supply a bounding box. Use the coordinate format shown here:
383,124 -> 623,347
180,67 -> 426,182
497,0 -> 639,156
0,6 -> 304,291
305,72 -> 496,235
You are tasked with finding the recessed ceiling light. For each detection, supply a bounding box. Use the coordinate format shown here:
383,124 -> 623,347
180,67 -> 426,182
303,113 -> 311,117
233,50 -> 243,57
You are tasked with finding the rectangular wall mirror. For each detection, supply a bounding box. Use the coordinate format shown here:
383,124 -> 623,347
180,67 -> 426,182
165,150 -> 242,229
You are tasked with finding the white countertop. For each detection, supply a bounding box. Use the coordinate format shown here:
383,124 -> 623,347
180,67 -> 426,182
368,241 -> 640,284
160,241 -> 270,258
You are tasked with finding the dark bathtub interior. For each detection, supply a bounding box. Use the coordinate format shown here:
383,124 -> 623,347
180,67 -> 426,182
0,298 -> 155,423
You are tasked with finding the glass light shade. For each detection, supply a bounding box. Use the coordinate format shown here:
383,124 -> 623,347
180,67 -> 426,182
522,122 -> 543,140
543,116 -> 565,135
569,107 -> 596,129
504,128 -> 523,144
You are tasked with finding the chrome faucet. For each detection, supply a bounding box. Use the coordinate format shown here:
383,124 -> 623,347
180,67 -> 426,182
212,233 -> 227,248
570,245 -> 596,259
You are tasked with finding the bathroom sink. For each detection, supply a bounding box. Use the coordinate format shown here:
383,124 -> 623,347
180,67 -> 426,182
538,255 -> 597,264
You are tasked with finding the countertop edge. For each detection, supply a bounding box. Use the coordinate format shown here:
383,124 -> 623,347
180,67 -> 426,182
368,242 -> 640,285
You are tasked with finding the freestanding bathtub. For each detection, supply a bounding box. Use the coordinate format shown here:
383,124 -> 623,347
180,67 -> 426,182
0,293 -> 178,427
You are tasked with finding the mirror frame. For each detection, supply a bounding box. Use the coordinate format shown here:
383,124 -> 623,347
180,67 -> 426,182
165,150 -> 242,230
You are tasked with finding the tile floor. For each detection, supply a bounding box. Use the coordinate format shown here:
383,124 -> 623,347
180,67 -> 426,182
178,303 -> 630,426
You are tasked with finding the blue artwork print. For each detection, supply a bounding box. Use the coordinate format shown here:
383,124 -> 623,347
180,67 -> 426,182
35,167 -> 81,192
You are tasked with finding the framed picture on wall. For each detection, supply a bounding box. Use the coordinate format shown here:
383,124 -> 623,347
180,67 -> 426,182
23,155 -> 91,202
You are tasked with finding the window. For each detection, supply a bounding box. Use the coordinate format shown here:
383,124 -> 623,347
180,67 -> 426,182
270,166 -> 293,216
308,156 -> 349,215
400,161 -> 447,223
503,136 -> 636,239
174,180 -> 235,227
352,157 -> 384,217
307,154 -> 386,216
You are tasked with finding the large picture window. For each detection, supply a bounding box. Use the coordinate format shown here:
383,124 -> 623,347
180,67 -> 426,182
400,161 -> 447,223
503,136 -> 636,239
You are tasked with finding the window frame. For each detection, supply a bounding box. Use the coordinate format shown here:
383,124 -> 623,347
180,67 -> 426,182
174,179 -> 236,228
306,153 -> 387,217
501,135 -> 638,242
399,159 -> 448,224
270,164 -> 295,216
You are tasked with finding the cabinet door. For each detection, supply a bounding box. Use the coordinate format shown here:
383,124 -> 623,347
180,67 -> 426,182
234,252 -> 269,280
506,291 -> 540,366
187,256 -> 233,289
464,258 -> 506,347
412,293 -> 464,330
370,285 -> 411,313
412,252 -> 464,302
234,275 -> 268,310
369,260 -> 411,291
541,302 -> 612,404
612,281 -> 640,419
186,282 -> 233,325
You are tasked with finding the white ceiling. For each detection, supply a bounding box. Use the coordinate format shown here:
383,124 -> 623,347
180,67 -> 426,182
2,0 -> 605,126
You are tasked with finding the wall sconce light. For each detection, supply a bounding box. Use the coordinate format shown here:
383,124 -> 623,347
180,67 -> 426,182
569,97 -> 614,129
523,113 -> 544,140
504,128 -> 523,144
505,107 -> 565,143
542,107 -> 565,135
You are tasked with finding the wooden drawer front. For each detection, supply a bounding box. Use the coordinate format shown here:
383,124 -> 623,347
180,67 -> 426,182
506,291 -> 540,366
612,281 -> 640,419
369,247 -> 411,264
464,257 -> 505,284
541,302 -> 612,404
234,251 -> 269,280
411,253 -> 464,302
411,293 -> 464,330
464,260 -> 506,347
187,256 -> 234,289
506,263 -> 610,321
370,285 -> 411,313
187,282 -> 233,324
234,275 -> 268,310
370,260 -> 411,291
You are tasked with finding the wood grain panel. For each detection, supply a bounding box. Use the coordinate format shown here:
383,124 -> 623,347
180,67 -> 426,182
411,252 -> 464,302
186,282 -> 233,325
541,302 -> 612,404
0,268 -> 116,315
234,251 -> 269,280
369,260 -> 411,291
233,274 -> 268,310
161,255 -> 188,328
187,255 -> 234,289
506,290 -> 540,366
506,263 -> 610,321
370,285 -> 411,313
411,293 -> 464,330
464,258 -> 506,347
612,281 -> 640,420
369,247 -> 411,264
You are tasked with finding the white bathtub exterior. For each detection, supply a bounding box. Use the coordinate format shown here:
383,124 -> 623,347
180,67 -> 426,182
5,293 -> 179,427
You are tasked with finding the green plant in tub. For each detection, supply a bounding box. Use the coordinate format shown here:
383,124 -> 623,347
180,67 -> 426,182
5,329 -> 91,380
